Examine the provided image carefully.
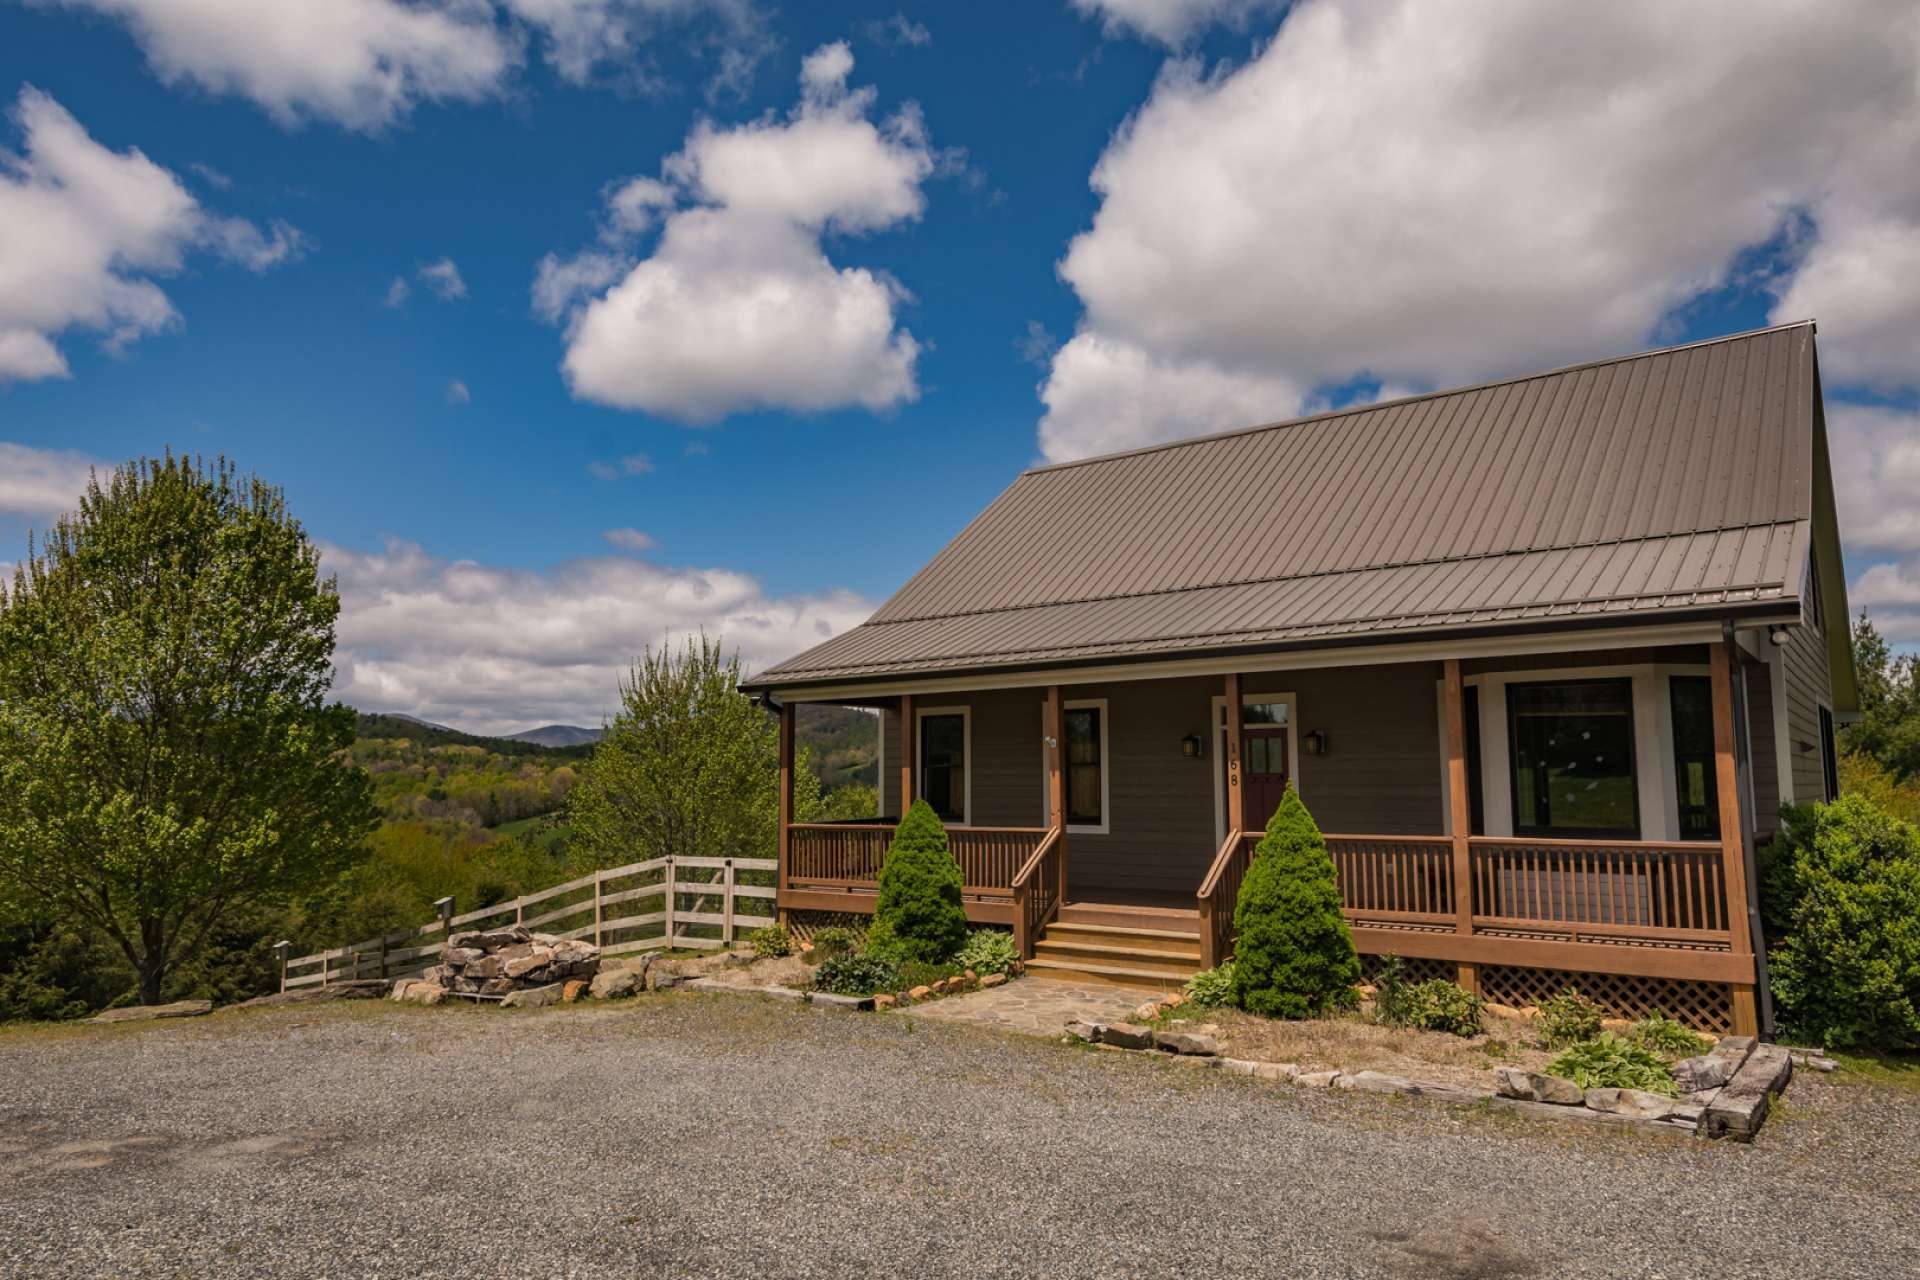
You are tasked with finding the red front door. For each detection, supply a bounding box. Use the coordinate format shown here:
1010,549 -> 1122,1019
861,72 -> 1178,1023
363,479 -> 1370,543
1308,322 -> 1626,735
1243,726 -> 1290,831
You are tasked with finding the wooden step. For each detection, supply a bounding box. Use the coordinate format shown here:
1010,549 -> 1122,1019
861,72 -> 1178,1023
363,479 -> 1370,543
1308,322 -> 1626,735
1055,902 -> 1200,933
1032,940 -> 1199,978
1039,923 -> 1203,956
1024,958 -> 1192,991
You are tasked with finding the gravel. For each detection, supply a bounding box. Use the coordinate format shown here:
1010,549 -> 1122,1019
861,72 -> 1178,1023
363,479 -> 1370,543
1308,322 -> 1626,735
1,993 -> 1915,1279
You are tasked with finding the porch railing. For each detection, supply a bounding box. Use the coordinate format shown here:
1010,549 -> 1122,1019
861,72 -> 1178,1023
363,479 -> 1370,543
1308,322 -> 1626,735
1010,827 -> 1064,958
1199,831 -> 1732,966
786,821 -> 1053,897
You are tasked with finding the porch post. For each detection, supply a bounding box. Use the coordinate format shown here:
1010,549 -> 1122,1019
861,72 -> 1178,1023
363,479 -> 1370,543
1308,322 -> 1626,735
1711,639 -> 1760,1036
1045,685 -> 1067,904
1443,658 -> 1478,994
1224,673 -> 1245,833
777,700 -> 794,927
899,693 -> 915,815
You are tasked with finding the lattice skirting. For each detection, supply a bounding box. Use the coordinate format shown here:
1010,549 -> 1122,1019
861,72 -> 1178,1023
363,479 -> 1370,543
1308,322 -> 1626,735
784,911 -> 871,944
1478,964 -> 1733,1035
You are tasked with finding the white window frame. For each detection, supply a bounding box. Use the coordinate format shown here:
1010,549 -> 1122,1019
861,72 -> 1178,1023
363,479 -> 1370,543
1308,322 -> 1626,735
1210,690 -> 1299,848
1038,697 -> 1110,835
915,704 -> 971,827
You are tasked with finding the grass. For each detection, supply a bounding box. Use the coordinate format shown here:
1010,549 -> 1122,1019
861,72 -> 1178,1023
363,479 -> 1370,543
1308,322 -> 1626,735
1813,1048 -> 1920,1093
490,814 -> 572,852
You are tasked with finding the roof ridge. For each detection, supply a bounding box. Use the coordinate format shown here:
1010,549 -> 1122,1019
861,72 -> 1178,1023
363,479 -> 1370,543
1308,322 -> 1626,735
865,518 -> 1807,628
1023,320 -> 1816,477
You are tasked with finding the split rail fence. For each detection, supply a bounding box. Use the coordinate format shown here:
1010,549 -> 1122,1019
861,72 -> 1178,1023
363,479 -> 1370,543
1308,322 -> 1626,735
277,856 -> 777,993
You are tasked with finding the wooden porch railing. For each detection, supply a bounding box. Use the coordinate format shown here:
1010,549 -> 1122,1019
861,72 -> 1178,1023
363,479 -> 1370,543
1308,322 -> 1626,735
1196,831 -> 1733,970
785,822 -> 1053,896
1010,827 -> 1064,959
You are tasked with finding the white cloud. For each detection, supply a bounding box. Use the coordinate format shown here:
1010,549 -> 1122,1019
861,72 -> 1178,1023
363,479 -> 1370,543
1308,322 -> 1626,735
502,0 -> 772,94
47,0 -> 518,132
323,537 -> 872,734
0,441 -> 101,516
587,453 -> 653,479
417,256 -> 467,300
446,378 -> 470,403
1071,0 -> 1284,46
539,42 -> 933,422
602,526 -> 655,551
863,13 -> 931,49
0,87 -> 304,383
1039,0 -> 1920,461
384,276 -> 410,307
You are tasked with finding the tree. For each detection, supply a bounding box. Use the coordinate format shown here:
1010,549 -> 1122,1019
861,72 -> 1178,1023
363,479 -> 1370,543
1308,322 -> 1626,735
867,799 -> 968,965
1228,785 -> 1360,1018
1844,613 -> 1920,778
0,455 -> 376,1004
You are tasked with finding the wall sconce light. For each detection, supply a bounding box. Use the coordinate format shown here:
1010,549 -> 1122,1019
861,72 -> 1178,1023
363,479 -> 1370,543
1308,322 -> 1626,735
1303,730 -> 1329,757
1769,624 -> 1792,647
1181,733 -> 1203,758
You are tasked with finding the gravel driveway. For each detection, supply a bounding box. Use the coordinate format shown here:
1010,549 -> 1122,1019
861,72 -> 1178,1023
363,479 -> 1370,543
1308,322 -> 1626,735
2,992 -> 1915,1279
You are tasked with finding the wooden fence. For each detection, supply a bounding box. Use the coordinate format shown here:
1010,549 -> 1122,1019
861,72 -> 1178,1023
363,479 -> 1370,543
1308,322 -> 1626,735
278,856 -> 778,993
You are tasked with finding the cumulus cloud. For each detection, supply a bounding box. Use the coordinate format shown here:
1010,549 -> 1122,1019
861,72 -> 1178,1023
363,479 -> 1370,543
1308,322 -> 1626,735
587,453 -> 653,479
417,257 -> 468,300
323,537 -> 872,734
538,42 -> 934,422
384,277 -> 410,307
445,378 -> 470,403
0,441 -> 101,516
863,13 -> 931,49
44,0 -> 773,131
0,87 -> 304,383
1071,0 -> 1285,46
1039,0 -> 1920,460
602,526 -> 655,551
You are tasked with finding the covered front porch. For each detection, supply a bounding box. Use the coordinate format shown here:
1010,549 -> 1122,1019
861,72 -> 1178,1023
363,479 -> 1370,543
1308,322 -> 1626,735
772,629 -> 1773,1034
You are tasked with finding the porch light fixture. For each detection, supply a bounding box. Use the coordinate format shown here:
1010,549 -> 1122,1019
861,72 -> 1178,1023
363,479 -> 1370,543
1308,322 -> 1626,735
1303,730 -> 1329,757
1181,733 -> 1203,758
1769,624 -> 1792,647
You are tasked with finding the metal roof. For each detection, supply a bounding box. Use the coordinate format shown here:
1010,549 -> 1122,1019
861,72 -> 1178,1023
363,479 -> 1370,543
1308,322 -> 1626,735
750,323 -> 1819,690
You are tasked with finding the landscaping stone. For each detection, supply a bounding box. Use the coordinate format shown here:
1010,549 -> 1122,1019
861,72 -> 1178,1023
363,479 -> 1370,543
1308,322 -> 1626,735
1220,1058 -> 1298,1082
1133,1001 -> 1161,1021
1703,1043 -> 1793,1143
562,980 -> 588,1003
909,985 -> 933,1000
1584,1088 -> 1683,1120
500,983 -> 564,1009
90,999 -> 214,1024
589,969 -> 641,1000
1153,1030 -> 1223,1056
873,994 -> 897,1010
1296,1070 -> 1341,1088
1340,1072 -> 1493,1104
450,926 -> 529,950
1065,1019 -> 1102,1043
980,974 -> 1007,989
808,992 -> 872,1010
1493,1067 -> 1585,1105
1787,1048 -> 1839,1072
1098,1022 -> 1155,1050
1671,1035 -> 1755,1093
400,982 -> 445,1006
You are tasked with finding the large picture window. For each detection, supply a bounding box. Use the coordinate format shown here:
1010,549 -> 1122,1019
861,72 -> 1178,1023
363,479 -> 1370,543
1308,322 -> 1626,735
919,710 -> 967,824
1508,679 -> 1639,838
1669,676 -> 1720,839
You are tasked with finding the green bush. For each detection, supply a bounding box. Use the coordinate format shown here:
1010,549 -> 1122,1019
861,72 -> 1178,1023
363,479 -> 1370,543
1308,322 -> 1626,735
866,800 -> 968,966
955,928 -> 1019,977
1763,795 -> 1920,1051
1228,786 -> 1360,1019
1630,1011 -> 1709,1060
1179,961 -> 1233,1007
812,951 -> 901,997
1536,988 -> 1605,1048
1371,957 -> 1483,1036
1546,1032 -> 1675,1094
748,924 -> 792,959
807,925 -> 861,961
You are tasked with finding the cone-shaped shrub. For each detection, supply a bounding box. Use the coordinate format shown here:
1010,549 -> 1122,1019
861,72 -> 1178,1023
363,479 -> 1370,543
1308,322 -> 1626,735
1229,785 -> 1361,1018
867,799 -> 968,965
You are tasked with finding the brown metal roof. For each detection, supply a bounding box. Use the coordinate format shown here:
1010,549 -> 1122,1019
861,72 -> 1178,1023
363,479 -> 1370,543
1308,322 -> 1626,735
750,323 -> 1819,690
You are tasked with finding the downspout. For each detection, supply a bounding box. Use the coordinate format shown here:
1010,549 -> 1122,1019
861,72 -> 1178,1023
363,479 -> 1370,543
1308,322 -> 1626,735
1725,621 -> 1776,1039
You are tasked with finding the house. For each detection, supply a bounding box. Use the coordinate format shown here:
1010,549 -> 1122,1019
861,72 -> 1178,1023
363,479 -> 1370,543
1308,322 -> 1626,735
742,321 -> 1856,1036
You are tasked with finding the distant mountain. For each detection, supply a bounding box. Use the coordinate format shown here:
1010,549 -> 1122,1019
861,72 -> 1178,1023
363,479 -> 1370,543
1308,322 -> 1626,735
380,711 -> 458,733
505,724 -> 603,748
354,712 -> 594,760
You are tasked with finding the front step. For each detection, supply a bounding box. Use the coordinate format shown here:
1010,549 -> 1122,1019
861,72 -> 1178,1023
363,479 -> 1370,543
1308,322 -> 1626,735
1028,919 -> 1202,991
1055,902 -> 1200,934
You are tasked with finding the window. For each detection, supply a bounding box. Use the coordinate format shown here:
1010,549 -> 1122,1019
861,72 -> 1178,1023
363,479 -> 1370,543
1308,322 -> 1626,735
1064,706 -> 1103,827
1669,676 -> 1720,839
1820,706 -> 1839,801
919,711 -> 967,823
1507,679 -> 1639,837
1464,684 -> 1485,836
1244,701 -> 1289,725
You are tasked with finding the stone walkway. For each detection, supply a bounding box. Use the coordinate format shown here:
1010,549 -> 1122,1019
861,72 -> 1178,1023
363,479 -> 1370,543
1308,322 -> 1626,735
900,977 -> 1155,1037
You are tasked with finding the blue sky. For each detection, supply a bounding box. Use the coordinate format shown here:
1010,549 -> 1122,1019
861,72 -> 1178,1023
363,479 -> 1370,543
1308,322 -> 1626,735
2,1 -> 1918,732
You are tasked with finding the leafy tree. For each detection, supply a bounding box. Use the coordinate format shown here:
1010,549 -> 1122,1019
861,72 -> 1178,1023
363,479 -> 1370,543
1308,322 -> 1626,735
866,800 -> 967,965
0,455 -> 377,1004
1844,613 -> 1920,778
1763,795 -> 1920,1050
1228,785 -> 1360,1018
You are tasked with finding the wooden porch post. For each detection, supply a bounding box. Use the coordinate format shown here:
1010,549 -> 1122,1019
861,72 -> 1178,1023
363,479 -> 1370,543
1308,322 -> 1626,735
1045,685 -> 1067,905
1443,658 -> 1479,994
899,693 -> 915,815
777,700 -> 794,928
1224,673 -> 1245,833
1711,639 -> 1760,1036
